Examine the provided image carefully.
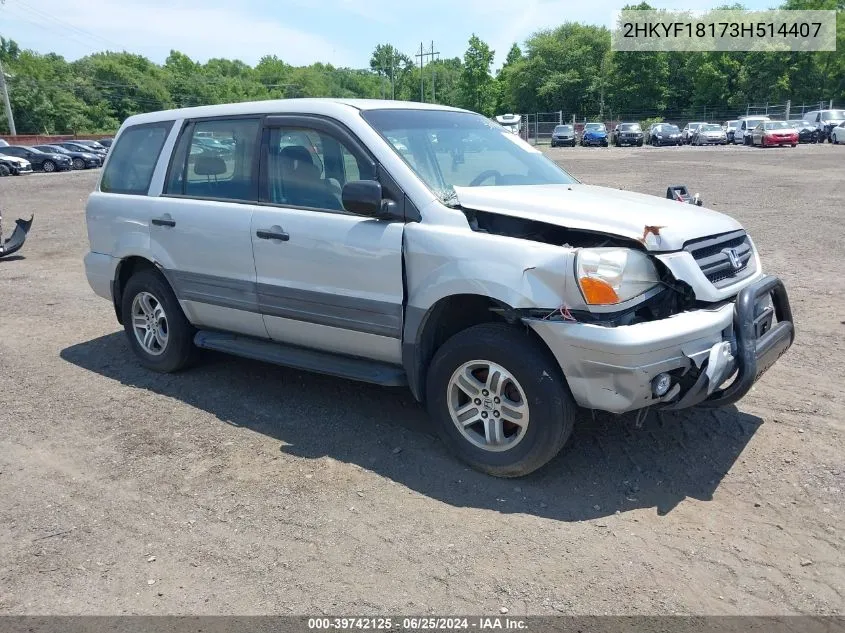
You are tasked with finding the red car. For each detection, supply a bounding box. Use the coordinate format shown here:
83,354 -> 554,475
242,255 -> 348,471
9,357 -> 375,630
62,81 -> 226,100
750,121 -> 799,147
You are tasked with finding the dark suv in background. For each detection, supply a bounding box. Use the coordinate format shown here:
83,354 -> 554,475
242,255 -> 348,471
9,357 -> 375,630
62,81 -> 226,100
612,123 -> 644,146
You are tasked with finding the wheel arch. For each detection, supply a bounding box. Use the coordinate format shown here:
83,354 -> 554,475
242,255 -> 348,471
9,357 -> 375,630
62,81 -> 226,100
402,293 -> 559,403
112,255 -> 165,324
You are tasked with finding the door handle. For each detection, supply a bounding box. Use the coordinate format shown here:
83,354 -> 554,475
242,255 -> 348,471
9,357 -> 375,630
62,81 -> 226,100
151,216 -> 176,227
256,229 -> 289,241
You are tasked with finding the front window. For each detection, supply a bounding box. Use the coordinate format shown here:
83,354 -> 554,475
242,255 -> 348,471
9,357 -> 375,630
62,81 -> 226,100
821,110 -> 845,121
362,109 -> 577,202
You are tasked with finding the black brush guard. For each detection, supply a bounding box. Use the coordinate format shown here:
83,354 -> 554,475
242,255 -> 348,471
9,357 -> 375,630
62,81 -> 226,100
0,215 -> 34,259
666,275 -> 794,410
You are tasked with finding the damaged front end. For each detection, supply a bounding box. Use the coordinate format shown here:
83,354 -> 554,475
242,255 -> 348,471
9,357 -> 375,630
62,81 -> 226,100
0,213 -> 34,259
453,191 -> 793,415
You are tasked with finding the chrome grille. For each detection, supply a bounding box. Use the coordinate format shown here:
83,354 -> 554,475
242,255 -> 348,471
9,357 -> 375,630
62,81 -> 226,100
684,230 -> 756,288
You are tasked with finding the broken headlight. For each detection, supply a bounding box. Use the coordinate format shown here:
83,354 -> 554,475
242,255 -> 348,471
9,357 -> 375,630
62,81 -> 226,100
576,248 -> 660,306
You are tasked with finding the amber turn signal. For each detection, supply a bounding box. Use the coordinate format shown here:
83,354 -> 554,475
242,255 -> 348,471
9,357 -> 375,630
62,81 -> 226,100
579,277 -> 620,305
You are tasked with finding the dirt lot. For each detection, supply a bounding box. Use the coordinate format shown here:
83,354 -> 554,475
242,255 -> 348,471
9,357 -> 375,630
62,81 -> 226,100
0,144 -> 843,616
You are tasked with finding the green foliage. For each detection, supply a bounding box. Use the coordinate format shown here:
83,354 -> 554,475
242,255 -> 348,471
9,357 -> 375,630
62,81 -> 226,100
460,34 -> 496,115
0,0 -> 842,135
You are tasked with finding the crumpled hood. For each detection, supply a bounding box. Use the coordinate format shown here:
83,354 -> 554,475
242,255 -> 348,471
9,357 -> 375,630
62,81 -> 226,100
453,183 -> 743,251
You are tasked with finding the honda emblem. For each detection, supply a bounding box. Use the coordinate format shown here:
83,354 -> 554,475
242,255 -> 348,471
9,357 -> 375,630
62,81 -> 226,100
726,248 -> 742,270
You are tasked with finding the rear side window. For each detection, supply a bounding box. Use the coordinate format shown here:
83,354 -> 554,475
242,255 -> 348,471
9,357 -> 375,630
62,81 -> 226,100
165,118 -> 260,202
101,122 -> 172,195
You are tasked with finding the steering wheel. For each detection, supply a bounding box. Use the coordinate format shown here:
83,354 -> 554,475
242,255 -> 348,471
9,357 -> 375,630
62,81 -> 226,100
468,169 -> 502,187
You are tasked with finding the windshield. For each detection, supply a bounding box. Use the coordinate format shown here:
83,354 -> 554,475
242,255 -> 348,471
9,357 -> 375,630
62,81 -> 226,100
821,110 -> 845,121
789,120 -> 810,127
362,109 -> 578,201
663,125 -> 680,133
584,123 -> 605,131
765,121 -> 792,130
619,123 -> 641,131
701,124 -> 722,132
554,125 -> 572,133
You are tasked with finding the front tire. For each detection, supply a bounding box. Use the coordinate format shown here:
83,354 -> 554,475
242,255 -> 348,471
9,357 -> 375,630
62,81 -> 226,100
42,160 -> 56,173
121,269 -> 197,373
425,323 -> 576,477
72,157 -> 85,170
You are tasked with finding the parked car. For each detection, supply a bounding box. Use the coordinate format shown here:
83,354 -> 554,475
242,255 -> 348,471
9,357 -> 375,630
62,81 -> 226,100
0,153 -> 33,176
830,121 -> 845,144
692,123 -> 728,145
580,122 -> 608,146
787,120 -> 820,143
681,122 -> 706,144
550,124 -> 576,147
0,146 -> 72,172
649,123 -> 682,146
803,109 -> 845,142
97,138 -> 114,148
58,141 -> 108,157
750,121 -> 798,147
611,122 -> 644,147
34,144 -> 102,170
735,116 -> 770,145
73,139 -> 109,152
83,99 -> 794,477
723,121 -> 739,143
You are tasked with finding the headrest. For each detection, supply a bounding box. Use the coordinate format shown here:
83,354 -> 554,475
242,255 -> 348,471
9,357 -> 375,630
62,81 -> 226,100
193,156 -> 227,176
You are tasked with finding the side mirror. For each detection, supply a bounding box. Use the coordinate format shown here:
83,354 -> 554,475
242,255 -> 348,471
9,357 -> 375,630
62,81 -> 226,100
341,180 -> 402,221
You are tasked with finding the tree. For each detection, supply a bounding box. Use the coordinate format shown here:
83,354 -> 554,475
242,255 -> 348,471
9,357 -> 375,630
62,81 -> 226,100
460,34 -> 495,115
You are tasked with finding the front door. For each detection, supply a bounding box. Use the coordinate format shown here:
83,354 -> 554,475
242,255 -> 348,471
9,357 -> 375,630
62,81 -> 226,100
250,116 -> 405,364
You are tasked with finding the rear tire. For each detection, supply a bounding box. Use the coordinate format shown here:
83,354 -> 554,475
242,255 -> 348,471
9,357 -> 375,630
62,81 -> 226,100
0,164 -> 9,177
121,269 -> 197,373
425,323 -> 576,478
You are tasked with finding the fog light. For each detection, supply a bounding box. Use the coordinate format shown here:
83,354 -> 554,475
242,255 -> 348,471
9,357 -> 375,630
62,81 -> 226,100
652,373 -> 672,397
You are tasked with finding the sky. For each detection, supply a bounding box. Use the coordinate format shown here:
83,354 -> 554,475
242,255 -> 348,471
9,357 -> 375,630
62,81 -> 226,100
1,0 -> 773,70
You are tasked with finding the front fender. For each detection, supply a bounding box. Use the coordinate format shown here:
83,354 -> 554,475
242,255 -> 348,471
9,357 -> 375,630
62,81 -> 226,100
404,223 -> 574,312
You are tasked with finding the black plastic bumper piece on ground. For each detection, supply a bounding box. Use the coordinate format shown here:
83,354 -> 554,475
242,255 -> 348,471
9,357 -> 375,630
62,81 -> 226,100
700,275 -> 794,408
0,215 -> 34,259
193,330 -> 408,387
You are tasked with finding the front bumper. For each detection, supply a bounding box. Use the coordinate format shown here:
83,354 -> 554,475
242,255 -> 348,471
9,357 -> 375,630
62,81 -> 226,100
582,136 -> 607,145
525,275 -> 794,414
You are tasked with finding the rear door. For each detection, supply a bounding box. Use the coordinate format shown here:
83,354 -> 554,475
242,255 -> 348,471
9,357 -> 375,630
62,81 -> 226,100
151,116 -> 267,338
250,115 -> 406,364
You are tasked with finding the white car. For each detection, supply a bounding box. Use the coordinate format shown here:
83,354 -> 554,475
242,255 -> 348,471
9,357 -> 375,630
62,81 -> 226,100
830,122 -> 845,144
82,99 -> 795,477
735,116 -> 771,145
682,122 -> 706,144
0,153 -> 34,175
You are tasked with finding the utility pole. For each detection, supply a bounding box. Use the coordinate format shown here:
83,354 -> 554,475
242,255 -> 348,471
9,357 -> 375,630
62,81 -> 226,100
0,58 -> 15,136
414,41 -> 439,103
430,41 -> 439,103
416,42 -> 425,102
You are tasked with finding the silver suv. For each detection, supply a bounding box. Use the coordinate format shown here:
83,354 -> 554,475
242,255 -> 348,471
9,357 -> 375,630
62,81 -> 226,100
84,99 -> 794,477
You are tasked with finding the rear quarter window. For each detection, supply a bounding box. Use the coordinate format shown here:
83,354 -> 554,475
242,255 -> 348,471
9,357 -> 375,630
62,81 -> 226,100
101,122 -> 173,195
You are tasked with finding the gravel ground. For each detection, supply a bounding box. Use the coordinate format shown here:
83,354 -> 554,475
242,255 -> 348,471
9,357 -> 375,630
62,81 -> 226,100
0,144 -> 843,616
